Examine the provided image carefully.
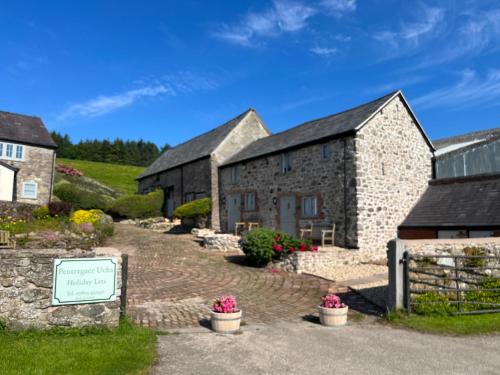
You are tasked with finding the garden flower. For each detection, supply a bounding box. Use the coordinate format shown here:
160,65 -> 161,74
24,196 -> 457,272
321,294 -> 346,309
312,245 -> 319,252
299,243 -> 307,251
273,244 -> 282,252
289,246 -> 295,253
212,295 -> 238,313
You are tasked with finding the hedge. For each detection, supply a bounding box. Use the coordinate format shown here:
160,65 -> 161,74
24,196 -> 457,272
173,198 -> 211,220
53,182 -> 111,211
108,190 -> 163,219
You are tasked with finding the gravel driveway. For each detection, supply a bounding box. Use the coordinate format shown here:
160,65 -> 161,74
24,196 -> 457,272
153,321 -> 499,375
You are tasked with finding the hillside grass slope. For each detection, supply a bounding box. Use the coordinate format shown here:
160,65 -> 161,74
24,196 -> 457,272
57,158 -> 144,195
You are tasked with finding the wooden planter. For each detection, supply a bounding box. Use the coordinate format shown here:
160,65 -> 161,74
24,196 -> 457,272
210,310 -> 242,333
318,305 -> 348,327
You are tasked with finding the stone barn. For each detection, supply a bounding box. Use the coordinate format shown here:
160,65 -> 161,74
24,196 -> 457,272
137,109 -> 269,230
218,91 -> 434,255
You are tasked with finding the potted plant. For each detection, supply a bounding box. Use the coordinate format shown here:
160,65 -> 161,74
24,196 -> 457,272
210,295 -> 242,333
318,294 -> 348,327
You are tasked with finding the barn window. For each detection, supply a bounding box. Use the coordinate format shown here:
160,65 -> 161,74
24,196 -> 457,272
244,192 -> 255,211
302,196 -> 317,217
322,144 -> 330,160
281,152 -> 292,173
230,166 -> 240,184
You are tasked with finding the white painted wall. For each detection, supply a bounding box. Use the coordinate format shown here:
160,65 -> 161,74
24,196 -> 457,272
0,165 -> 15,201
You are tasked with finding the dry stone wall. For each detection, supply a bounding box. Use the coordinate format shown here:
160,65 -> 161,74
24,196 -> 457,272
0,247 -> 122,329
402,238 -> 500,256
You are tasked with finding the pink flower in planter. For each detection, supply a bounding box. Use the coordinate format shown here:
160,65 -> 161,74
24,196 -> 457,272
320,294 -> 346,309
212,295 -> 238,313
273,244 -> 282,252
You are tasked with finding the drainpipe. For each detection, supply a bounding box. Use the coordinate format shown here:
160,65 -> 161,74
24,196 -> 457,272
343,138 -> 348,248
49,150 -> 56,204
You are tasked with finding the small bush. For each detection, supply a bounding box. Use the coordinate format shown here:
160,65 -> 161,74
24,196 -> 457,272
465,278 -> 500,311
413,292 -> 454,315
53,183 -> 110,211
241,228 -> 277,266
108,190 -> 163,219
48,201 -> 73,217
463,247 -> 487,268
71,209 -> 103,225
33,206 -> 50,220
173,198 -> 212,219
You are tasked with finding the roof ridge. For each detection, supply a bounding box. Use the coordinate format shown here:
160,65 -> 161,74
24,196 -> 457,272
246,90 -> 399,142
0,110 -> 41,120
434,126 -> 500,145
165,108 -> 252,151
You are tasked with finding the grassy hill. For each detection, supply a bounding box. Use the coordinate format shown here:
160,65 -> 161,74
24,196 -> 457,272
57,158 -> 145,195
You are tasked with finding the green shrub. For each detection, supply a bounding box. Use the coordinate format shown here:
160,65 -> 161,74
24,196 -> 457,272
108,190 -> 163,219
33,206 -> 50,220
241,228 -> 277,266
173,198 -> 212,219
465,278 -> 500,311
412,292 -> 454,315
53,182 -> 111,211
463,247 -> 487,268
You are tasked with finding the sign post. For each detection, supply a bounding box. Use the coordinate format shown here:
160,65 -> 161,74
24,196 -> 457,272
52,257 -> 117,306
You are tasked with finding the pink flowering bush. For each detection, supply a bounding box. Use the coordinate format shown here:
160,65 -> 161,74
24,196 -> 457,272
212,295 -> 238,313
56,164 -> 84,177
320,294 -> 346,309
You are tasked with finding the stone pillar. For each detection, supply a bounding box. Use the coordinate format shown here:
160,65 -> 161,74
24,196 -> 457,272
210,155 -> 221,231
387,238 -> 405,311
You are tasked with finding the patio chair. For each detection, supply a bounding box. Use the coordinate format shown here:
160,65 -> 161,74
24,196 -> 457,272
321,223 -> 335,247
234,222 -> 246,236
0,230 -> 16,249
248,222 -> 260,231
300,221 -> 313,239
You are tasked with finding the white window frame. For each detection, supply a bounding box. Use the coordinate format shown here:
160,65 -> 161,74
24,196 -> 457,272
244,192 -> 256,211
0,142 -> 24,161
22,181 -> 38,200
302,196 -> 318,217
322,144 -> 330,160
281,152 -> 292,174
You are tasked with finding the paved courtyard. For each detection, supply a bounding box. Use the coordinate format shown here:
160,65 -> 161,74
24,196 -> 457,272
108,225 -> 382,330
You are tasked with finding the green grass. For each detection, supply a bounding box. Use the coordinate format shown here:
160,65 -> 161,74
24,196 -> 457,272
57,158 -> 145,195
388,311 -> 500,336
0,320 -> 157,375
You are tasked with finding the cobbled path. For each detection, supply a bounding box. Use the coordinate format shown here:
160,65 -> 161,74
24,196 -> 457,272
108,225 -> 381,330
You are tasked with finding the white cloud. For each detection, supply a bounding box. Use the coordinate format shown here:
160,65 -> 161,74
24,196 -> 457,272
373,3 -> 445,55
310,46 -> 339,56
320,0 -> 356,15
58,85 -> 171,120
213,0 -> 316,46
58,72 -> 218,120
412,69 -> 500,109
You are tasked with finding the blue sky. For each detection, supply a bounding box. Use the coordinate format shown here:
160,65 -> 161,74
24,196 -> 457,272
1,0 -> 499,147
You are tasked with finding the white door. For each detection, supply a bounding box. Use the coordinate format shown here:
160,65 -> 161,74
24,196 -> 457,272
280,196 -> 296,236
227,194 -> 241,233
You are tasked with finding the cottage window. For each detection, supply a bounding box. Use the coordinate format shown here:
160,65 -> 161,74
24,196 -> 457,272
302,196 -> 317,217
0,143 -> 3,157
15,145 -> 23,159
281,152 -> 292,173
184,193 -> 194,202
244,192 -> 256,211
22,181 -> 37,199
322,144 -> 330,160
5,144 -> 13,158
230,166 -> 240,184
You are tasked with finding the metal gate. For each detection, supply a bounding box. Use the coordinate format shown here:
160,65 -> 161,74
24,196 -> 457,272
403,252 -> 500,315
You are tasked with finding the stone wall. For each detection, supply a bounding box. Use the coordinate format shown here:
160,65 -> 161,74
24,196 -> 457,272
355,96 -> 433,254
274,247 -> 384,274
1,144 -> 55,205
219,137 -> 358,247
401,237 -> 500,256
0,201 -> 39,219
0,247 -> 122,329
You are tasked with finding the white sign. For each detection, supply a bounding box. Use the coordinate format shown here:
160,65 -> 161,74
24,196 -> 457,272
52,257 -> 117,305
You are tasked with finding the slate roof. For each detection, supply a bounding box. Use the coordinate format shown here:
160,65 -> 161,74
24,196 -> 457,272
0,111 -> 57,148
0,160 -> 19,172
222,90 -> 429,166
433,127 -> 500,150
138,109 -> 253,179
399,174 -> 500,228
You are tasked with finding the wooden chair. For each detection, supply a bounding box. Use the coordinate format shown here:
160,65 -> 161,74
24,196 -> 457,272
248,222 -> 260,231
321,223 -> 335,247
300,221 -> 313,239
234,222 -> 246,236
0,230 -> 16,249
